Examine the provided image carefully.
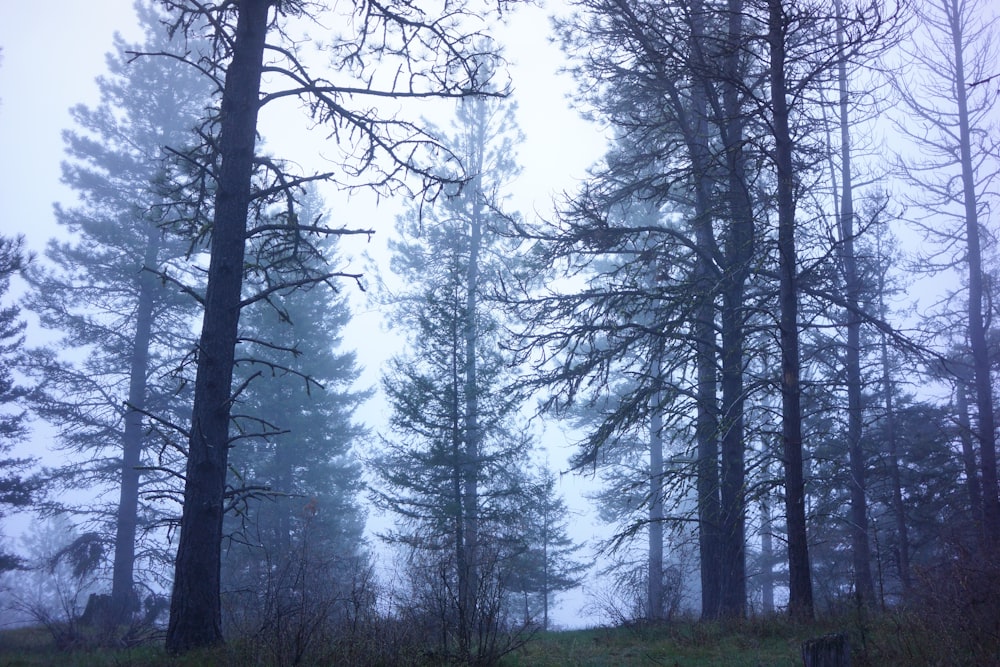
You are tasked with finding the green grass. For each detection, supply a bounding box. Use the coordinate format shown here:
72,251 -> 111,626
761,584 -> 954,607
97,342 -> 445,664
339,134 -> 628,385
1,609 -> 994,666
0,626 -> 224,667
500,619 -> 813,667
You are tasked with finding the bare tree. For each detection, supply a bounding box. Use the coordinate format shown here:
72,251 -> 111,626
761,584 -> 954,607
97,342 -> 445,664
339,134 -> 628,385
892,0 -> 1000,547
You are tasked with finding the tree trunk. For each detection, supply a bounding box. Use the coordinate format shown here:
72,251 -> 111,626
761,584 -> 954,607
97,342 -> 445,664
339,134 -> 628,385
716,0 -> 750,619
166,0 -> 270,652
768,0 -> 813,620
956,373 -> 985,544
835,0 -> 875,604
648,394 -> 664,620
111,227 -> 160,623
760,498 -> 775,613
947,0 -> 1000,547
685,0 -> 723,619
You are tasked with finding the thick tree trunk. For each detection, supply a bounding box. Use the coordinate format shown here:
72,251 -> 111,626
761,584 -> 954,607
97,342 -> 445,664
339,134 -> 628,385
166,0 -> 270,652
835,0 -> 875,603
111,227 -> 160,623
717,0 -> 750,619
768,0 -> 813,620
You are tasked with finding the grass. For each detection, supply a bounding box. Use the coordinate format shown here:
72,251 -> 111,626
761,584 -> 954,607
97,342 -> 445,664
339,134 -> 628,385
499,618 -> 818,667
1,608 -> 995,666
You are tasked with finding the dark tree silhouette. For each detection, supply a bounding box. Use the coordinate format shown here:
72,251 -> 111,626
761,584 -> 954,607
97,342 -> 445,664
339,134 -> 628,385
153,0 -> 516,652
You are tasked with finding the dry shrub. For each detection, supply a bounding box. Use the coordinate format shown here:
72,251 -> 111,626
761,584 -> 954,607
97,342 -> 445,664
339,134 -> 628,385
866,553 -> 1000,666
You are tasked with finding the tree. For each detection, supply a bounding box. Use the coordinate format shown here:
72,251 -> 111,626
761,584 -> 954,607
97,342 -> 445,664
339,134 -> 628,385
537,0 -> 761,620
507,465 -> 588,630
892,0 -> 1000,547
832,0 -> 875,603
154,0 -> 515,651
762,0 -> 896,619
0,234 -> 34,574
371,91 -> 534,661
23,1 -> 211,624
222,216 -> 369,618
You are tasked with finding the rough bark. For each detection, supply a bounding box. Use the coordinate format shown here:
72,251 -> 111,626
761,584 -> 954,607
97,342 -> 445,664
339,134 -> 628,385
768,0 -> 814,619
648,395 -> 664,620
166,0 -> 271,652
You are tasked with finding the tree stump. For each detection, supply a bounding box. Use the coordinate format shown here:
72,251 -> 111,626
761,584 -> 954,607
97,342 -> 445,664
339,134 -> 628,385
801,632 -> 850,667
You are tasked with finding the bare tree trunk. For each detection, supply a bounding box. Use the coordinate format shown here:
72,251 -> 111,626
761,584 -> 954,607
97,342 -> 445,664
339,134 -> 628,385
166,0 -> 270,652
648,395 -> 664,620
834,0 -> 875,604
946,0 -> 1000,547
760,498 -> 775,614
768,0 -> 813,619
111,227 -> 160,623
716,0 -> 750,619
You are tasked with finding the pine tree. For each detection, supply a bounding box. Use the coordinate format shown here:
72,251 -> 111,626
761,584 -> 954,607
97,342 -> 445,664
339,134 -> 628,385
150,1 -> 512,649
222,207 -> 369,625
22,1 -> 211,622
0,235 -> 34,573
370,93 -> 533,661
507,465 -> 588,630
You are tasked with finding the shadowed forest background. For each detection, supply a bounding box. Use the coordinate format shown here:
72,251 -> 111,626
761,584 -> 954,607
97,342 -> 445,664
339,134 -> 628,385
0,0 -> 998,664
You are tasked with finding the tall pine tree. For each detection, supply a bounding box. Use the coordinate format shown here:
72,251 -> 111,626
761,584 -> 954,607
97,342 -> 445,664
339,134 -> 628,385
23,1 -> 211,623
371,93 -> 534,661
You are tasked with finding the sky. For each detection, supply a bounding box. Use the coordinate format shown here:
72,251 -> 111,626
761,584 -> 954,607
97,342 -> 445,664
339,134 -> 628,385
0,1 -> 610,627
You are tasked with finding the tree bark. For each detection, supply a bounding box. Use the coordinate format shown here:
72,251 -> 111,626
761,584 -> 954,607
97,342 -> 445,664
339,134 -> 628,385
768,0 -> 814,620
648,393 -> 664,620
166,0 -> 271,652
685,0 -> 723,619
717,0 -> 750,619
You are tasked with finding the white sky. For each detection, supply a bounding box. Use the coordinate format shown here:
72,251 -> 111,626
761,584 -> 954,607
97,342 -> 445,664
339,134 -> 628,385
0,1 -> 609,628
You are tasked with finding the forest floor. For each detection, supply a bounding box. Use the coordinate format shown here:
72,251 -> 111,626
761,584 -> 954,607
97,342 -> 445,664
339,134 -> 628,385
0,610 -> 992,666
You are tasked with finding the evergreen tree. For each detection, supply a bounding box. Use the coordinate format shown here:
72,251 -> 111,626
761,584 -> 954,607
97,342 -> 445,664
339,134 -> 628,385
370,93 -> 533,661
151,1 -> 512,650
0,235 -> 34,574
222,210 -> 369,626
892,0 -> 1000,547
507,465 -> 588,630
22,1 -> 211,622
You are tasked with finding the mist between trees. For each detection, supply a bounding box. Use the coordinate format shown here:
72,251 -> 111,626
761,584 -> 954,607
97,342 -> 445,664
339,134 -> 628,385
0,0 -> 998,663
